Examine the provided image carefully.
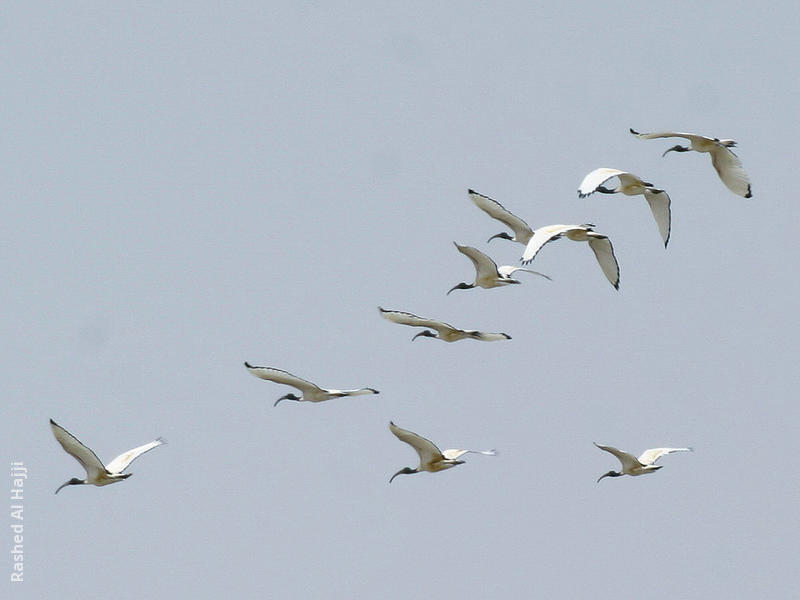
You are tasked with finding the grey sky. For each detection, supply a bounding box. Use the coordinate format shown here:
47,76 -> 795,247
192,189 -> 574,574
4,2 -> 799,599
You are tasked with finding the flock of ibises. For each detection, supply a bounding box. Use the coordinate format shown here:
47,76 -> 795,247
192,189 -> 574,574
50,128 -> 752,491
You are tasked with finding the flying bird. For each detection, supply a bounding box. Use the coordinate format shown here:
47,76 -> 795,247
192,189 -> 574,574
521,224 -> 620,289
578,168 -> 672,247
447,241 -> 550,294
468,189 -> 534,245
594,442 -> 692,482
388,421 -> 495,482
378,307 -> 511,342
50,418 -> 165,494
244,363 -> 379,406
630,128 -> 752,198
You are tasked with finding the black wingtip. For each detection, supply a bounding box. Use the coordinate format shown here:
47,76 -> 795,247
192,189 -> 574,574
49,418 -> 57,425
244,361 -> 254,368
467,188 -> 476,194
629,128 -> 640,135
745,185 -> 752,198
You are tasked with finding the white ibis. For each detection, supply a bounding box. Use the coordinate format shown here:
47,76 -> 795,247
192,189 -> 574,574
447,241 -> 550,294
578,168 -> 672,247
594,442 -> 692,482
388,421 -> 496,482
521,224 -> 620,289
50,419 -> 165,494
378,307 -> 511,342
468,189 -> 534,245
630,128 -> 752,198
244,363 -> 379,406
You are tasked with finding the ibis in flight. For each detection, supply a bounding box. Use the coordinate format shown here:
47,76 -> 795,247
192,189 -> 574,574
521,224 -> 620,289
630,128 -> 752,198
388,421 -> 496,482
594,442 -> 692,482
468,189 -> 534,245
447,241 -> 550,294
50,418 -> 165,494
244,363 -> 379,406
578,168 -> 672,247
378,307 -> 511,342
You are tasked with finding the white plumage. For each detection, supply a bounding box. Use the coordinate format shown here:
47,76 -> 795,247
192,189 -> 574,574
447,241 -> 550,294
594,442 -> 692,482
50,418 -> 165,494
578,167 -> 672,247
244,362 -> 379,406
378,307 -> 511,342
630,128 -> 752,198
521,224 -> 620,289
388,421 -> 496,482
468,189 -> 534,245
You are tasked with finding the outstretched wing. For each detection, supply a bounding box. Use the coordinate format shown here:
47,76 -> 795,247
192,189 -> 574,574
244,363 -> 323,394
637,447 -> 693,466
643,189 -> 672,247
468,189 -> 533,243
390,421 -> 444,465
453,242 -> 500,279
710,145 -> 752,198
586,235 -> 620,289
105,438 -> 166,474
578,168 -> 625,197
629,129 -> 709,144
521,224 -> 575,264
50,419 -> 108,479
594,442 -> 642,470
442,448 -> 497,460
378,307 -> 457,335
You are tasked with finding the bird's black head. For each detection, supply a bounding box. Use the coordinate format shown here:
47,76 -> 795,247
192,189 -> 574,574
596,470 -> 622,483
412,330 -> 437,341
446,282 -> 474,295
662,144 -> 690,156
274,393 -> 301,406
487,231 -> 513,243
389,467 -> 417,483
55,477 -> 84,494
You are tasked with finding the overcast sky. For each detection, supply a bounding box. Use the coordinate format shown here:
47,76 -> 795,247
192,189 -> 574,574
4,2 -> 800,599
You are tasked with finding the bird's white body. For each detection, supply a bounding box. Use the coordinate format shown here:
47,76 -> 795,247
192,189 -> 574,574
378,307 -> 511,342
630,129 -> 752,198
521,224 -> 620,289
50,419 -> 165,494
578,167 -> 671,247
388,421 -> 495,482
448,241 -> 550,294
244,363 -> 379,405
468,189 -> 534,245
594,442 -> 692,481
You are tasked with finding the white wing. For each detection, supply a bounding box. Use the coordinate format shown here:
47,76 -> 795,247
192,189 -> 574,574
105,438 -> 166,474
637,447 -> 693,466
468,189 -> 533,244
442,448 -> 497,460
710,146 -> 752,197
50,419 -> 108,480
629,129 -> 710,144
453,242 -> 501,279
521,224 -> 576,264
243,363 -> 323,394
390,422 -> 444,466
586,235 -> 620,290
497,265 -> 551,280
643,188 -> 672,247
378,307 -> 458,336
578,168 -> 626,197
594,443 -> 642,470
